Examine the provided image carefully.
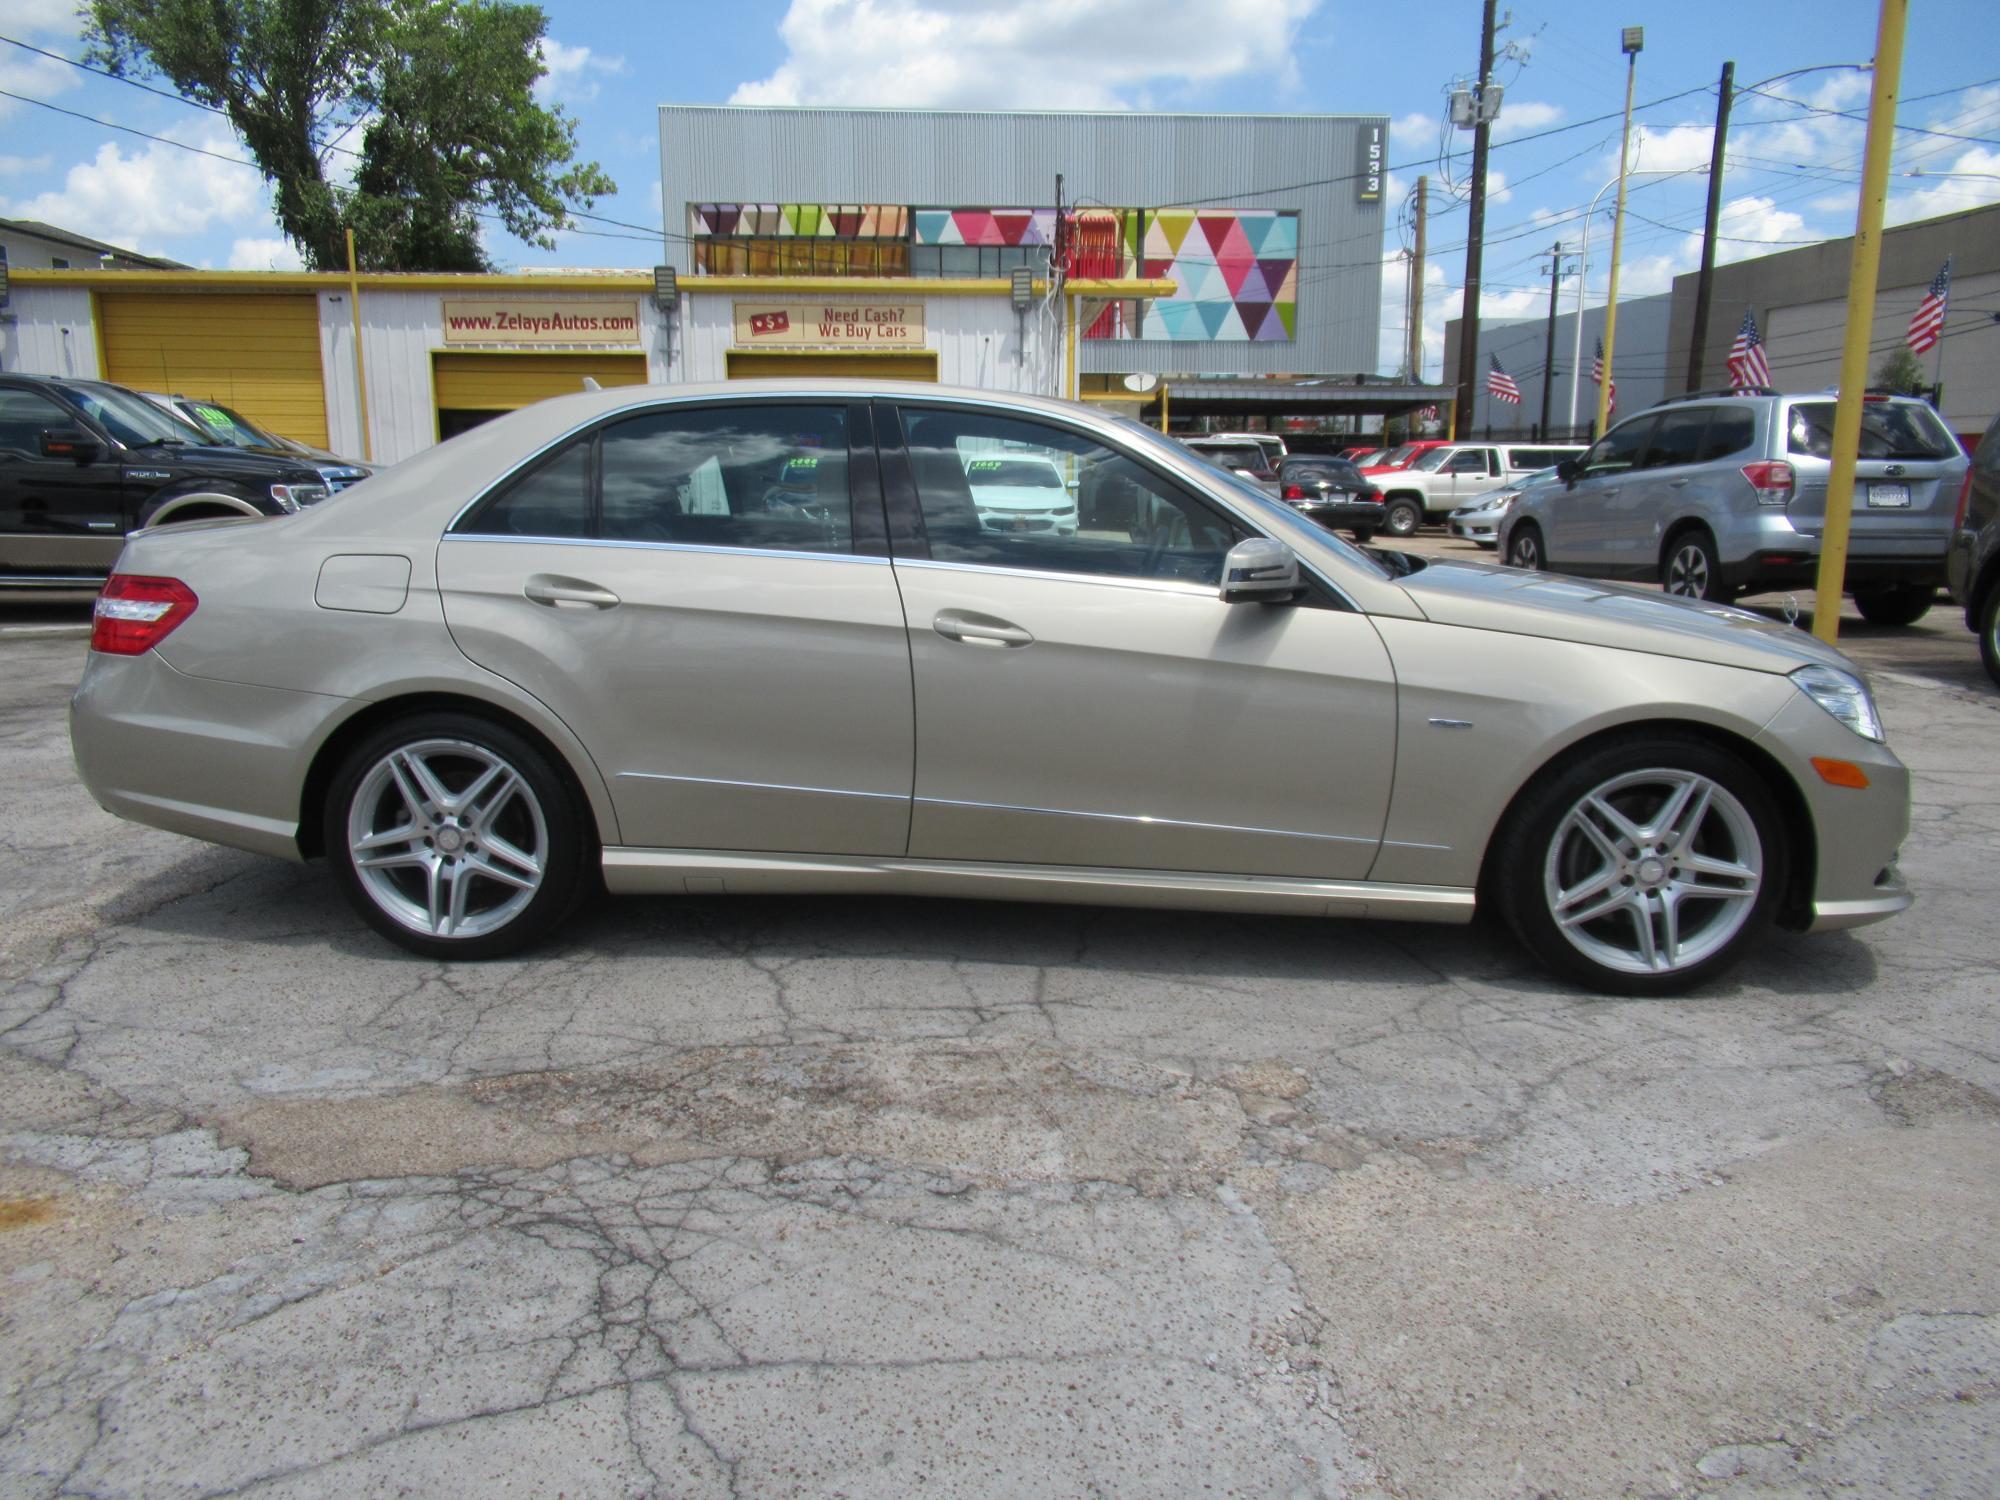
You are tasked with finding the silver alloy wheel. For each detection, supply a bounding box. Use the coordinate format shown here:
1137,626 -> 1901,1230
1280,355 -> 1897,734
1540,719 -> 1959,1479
1509,529 -> 1541,569
1664,540 -> 1711,598
1543,767 -> 1762,977
346,737 -> 547,939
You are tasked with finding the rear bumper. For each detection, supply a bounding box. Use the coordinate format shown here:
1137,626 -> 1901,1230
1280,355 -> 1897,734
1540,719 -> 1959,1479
1299,500 -> 1385,533
1725,548 -> 1949,593
70,648 -> 343,862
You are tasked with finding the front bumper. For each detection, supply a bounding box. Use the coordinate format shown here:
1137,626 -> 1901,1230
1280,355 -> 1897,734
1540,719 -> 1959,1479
1450,513 -> 1504,544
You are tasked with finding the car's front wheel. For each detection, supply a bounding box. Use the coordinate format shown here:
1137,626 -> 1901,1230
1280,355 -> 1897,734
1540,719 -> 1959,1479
1491,734 -> 1786,995
1851,583 -> 1935,627
1506,523 -> 1543,570
325,712 -> 589,958
1382,497 -> 1424,538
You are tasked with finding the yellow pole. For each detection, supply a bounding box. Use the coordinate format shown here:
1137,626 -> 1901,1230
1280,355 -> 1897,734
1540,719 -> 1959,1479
345,229 -> 373,462
1159,378 -> 1170,433
1597,51 -> 1638,435
1064,292 -> 1079,400
1813,0 -> 1907,646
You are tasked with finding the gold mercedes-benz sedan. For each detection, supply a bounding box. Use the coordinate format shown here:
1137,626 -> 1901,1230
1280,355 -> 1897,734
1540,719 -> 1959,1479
70,381 -> 1910,994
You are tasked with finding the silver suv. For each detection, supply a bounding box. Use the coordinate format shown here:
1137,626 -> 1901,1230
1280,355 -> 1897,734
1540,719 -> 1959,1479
1499,389 -> 1968,624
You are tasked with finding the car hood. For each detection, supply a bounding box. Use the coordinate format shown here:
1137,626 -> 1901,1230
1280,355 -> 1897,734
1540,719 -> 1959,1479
1392,556 -> 1862,676
122,442 -> 324,481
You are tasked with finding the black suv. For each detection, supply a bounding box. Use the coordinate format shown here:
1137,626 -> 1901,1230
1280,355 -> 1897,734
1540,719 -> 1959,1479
0,373 -> 335,589
1946,409 -> 2000,686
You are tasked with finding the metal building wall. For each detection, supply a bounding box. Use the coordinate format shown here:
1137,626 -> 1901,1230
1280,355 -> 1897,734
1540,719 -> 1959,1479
1443,294 -> 1674,439
1,286 -> 100,377
660,106 -> 1387,377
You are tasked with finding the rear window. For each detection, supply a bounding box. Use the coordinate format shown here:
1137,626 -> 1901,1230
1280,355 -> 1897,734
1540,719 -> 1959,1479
1189,443 -> 1266,471
1787,401 -> 1959,461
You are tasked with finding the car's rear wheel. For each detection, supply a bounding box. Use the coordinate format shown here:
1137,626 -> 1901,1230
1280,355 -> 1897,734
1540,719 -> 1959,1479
1383,497 -> 1424,538
325,713 -> 589,958
1980,585 -> 2000,689
1851,583 -> 1935,627
1662,529 -> 1735,604
1491,734 -> 1785,996
1506,523 -> 1543,570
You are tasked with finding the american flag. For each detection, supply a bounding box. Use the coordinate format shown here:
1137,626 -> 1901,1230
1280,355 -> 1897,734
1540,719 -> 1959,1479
1727,310 -> 1772,390
1907,256 -> 1951,355
1592,338 -> 1617,413
1486,354 -> 1521,405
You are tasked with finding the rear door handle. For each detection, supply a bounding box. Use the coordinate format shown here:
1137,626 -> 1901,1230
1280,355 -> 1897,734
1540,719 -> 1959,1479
934,610 -> 1034,648
1669,478 -> 1691,488
524,576 -> 621,610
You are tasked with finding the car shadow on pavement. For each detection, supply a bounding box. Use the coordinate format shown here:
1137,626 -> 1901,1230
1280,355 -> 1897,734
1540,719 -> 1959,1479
114,851 -> 1879,1005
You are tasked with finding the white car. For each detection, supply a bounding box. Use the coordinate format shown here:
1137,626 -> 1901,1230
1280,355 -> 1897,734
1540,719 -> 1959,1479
1450,467 -> 1563,548
963,453 -> 1079,535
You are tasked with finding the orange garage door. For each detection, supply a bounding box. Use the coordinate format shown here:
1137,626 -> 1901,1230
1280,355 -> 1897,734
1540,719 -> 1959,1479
99,291 -> 329,450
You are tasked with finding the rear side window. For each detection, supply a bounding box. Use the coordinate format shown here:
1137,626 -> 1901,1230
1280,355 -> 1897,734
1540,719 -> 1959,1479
1641,408 -> 1710,470
465,440 -> 593,538
1697,408 -> 1755,462
0,388 -> 72,455
1506,447 -> 1562,470
1787,401 -> 1959,461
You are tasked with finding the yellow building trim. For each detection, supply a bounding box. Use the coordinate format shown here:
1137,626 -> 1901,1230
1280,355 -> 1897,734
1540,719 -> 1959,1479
89,289 -> 109,381
14,268 -> 1176,299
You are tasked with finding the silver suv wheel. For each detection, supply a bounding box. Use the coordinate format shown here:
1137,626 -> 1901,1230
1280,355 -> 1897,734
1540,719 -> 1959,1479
1543,768 -> 1762,977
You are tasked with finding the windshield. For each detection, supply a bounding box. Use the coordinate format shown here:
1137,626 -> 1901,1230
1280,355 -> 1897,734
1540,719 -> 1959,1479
1787,401 -> 1959,461
179,399 -> 282,450
1376,444 -> 1418,467
1411,447 -> 1456,471
1114,417 -> 1393,582
67,383 -> 207,447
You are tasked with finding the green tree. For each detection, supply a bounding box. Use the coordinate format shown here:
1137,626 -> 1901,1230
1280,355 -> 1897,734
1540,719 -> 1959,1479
1873,345 -> 1928,396
85,0 -> 615,272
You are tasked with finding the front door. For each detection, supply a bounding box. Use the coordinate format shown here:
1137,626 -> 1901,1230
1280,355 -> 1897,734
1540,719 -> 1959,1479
437,399 -> 915,854
0,387 -> 125,577
882,401 -> 1398,881
1544,415 -> 1657,572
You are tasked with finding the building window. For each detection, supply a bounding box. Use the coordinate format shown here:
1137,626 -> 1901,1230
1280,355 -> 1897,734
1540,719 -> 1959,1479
50,257 -> 70,269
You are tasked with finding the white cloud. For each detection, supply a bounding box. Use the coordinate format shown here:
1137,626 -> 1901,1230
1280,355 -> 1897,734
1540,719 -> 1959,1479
731,0 -> 1320,110
1486,168 -> 1511,206
535,37 -> 625,104
1391,112 -> 1436,151
1491,100 -> 1561,139
0,127 -> 265,256
0,14 -> 82,121
227,236 -> 304,271
0,153 -> 52,175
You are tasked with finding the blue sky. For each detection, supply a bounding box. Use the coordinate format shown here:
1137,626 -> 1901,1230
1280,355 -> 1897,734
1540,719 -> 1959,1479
3,0 -> 1996,380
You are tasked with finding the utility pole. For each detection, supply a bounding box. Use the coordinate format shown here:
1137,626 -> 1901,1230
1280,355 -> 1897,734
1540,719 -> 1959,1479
1409,175 -> 1428,383
1685,60 -> 1736,392
1452,0 -> 1499,440
1538,241 -> 1568,439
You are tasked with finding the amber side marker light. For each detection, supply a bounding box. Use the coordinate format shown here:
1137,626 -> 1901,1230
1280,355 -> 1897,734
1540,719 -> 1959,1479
1811,757 -> 1871,789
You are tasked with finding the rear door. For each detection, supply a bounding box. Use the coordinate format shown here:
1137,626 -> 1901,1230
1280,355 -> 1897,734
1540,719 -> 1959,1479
1783,399 -> 1966,561
0,386 -> 126,578
436,399 -> 915,854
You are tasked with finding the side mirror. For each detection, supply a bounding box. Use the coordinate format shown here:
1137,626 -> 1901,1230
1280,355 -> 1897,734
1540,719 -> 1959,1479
1220,537 -> 1302,604
41,427 -> 101,462
1556,456 -> 1578,488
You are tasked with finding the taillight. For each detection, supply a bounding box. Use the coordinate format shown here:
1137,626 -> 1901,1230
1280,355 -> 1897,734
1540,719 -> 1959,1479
1954,469 -> 1974,530
1741,461 -> 1795,506
1282,483 -> 1309,500
92,575 -> 198,655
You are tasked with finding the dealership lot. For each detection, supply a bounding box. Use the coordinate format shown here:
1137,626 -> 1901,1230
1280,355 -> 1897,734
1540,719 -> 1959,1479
2,570 -> 1998,1498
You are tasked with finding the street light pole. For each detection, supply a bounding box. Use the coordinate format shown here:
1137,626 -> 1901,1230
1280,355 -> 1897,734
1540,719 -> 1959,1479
1569,168 -> 1695,437
1598,27 -> 1644,436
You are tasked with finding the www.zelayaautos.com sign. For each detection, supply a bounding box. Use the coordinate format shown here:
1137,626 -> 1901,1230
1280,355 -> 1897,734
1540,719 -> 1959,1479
442,299 -> 642,346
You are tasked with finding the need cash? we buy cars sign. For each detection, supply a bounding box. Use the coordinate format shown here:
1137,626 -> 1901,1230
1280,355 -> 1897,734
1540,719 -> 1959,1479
733,302 -> 925,347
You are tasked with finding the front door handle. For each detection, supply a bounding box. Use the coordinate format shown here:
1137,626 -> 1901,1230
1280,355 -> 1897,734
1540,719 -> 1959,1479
1669,478 -> 1691,488
524,575 -> 621,610
934,609 -> 1034,648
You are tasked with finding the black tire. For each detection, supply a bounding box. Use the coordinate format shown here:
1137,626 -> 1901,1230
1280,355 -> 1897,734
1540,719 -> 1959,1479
1350,527 -> 1378,545
1661,529 -> 1736,604
1488,731 -> 1787,997
1383,497 -> 1424,538
1851,583 -> 1934,628
1980,584 -> 2000,689
1506,523 -> 1544,571
324,711 -> 590,959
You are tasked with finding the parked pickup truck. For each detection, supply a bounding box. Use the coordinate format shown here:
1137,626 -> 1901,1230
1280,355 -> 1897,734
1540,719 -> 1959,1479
1374,440 -> 1584,538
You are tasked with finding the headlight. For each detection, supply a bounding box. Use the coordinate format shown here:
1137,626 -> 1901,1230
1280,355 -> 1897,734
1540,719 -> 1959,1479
1790,664 -> 1884,742
269,482 -> 330,513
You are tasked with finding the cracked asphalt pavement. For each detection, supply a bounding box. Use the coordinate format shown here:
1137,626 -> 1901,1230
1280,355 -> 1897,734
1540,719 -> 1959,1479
2,603 -> 1997,1498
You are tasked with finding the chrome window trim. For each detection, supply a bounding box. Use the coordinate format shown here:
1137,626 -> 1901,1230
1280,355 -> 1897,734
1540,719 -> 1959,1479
892,556 -> 1217,599
915,794 -> 1378,847
616,771 -> 906,800
440,533 -> 886,566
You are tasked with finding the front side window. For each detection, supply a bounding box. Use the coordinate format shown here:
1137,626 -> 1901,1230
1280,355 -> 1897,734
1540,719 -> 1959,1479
0,389 -> 72,455
1640,408 -> 1710,470
1411,447 -> 1456,472
1447,449 -> 1492,475
900,406 -> 1240,586
1580,418 -> 1656,478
